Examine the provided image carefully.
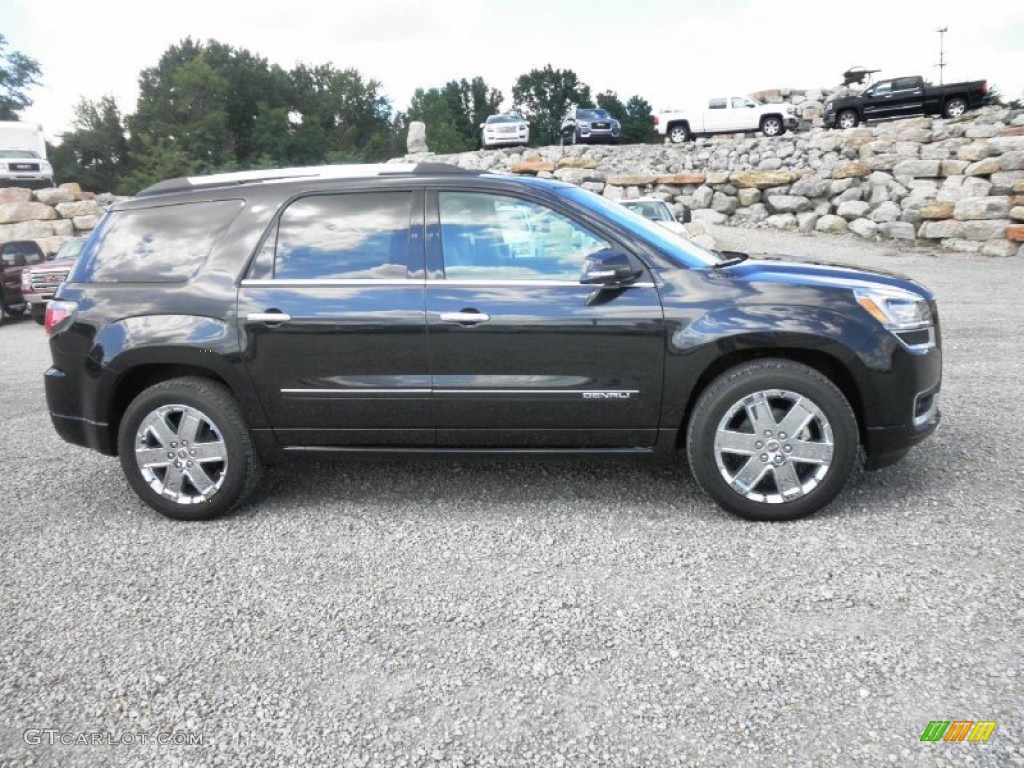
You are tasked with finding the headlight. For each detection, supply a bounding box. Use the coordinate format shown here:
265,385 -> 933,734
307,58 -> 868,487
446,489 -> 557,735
825,101 -> 835,112
856,288 -> 935,349
855,288 -> 931,329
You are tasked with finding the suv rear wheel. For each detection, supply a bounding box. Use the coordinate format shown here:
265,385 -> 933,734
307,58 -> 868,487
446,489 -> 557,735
117,376 -> 261,520
686,359 -> 859,521
667,123 -> 690,143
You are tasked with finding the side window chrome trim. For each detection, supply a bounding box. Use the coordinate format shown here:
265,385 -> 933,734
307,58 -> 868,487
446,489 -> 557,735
427,279 -> 657,288
241,278 -> 425,286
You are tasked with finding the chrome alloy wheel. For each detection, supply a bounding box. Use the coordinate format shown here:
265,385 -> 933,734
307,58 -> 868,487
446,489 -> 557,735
713,389 -> 834,504
838,111 -> 857,129
133,404 -> 228,504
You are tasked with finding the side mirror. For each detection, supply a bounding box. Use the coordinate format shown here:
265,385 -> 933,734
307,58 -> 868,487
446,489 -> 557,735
677,207 -> 692,224
580,249 -> 643,286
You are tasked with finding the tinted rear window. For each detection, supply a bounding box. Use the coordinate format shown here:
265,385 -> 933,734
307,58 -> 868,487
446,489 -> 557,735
273,192 -> 412,280
74,200 -> 244,283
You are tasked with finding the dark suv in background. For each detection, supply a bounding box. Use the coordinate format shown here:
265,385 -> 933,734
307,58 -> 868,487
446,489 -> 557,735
0,239 -> 46,324
560,108 -> 622,145
45,163 -> 941,522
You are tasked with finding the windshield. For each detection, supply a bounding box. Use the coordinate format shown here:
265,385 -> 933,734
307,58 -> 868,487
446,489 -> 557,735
559,187 -> 721,268
622,200 -> 673,222
486,115 -> 522,124
0,149 -> 41,159
54,238 -> 87,262
576,109 -> 610,121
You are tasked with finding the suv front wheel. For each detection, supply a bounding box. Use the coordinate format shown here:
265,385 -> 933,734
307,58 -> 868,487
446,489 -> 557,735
117,376 -> 261,520
686,359 -> 859,521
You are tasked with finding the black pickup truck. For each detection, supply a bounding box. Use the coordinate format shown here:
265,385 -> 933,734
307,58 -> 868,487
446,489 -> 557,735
824,76 -> 988,128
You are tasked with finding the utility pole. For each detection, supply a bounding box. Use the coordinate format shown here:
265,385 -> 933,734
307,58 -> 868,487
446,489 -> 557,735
936,26 -> 948,85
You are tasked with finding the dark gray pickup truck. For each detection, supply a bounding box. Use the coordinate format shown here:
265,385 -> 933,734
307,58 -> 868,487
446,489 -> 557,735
824,76 -> 988,128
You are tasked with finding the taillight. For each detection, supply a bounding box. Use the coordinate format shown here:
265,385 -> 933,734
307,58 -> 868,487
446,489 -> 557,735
45,300 -> 77,335
652,115 -> 659,125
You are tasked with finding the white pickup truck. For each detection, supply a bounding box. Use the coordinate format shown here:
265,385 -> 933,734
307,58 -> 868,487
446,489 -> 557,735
654,96 -> 799,143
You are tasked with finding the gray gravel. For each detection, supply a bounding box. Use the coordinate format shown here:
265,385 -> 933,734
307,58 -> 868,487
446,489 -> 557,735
1,231 -> 1022,767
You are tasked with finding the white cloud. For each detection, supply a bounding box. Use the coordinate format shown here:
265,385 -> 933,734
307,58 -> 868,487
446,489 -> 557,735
9,0 -> 1024,141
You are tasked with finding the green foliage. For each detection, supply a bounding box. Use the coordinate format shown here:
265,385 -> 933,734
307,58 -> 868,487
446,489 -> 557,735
51,96 -> 130,194
0,33 -> 42,120
596,91 -> 657,144
985,84 -> 1024,110
512,65 -> 591,146
406,77 -> 503,152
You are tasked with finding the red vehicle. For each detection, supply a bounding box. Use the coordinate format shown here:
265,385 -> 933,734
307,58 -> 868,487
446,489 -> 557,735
0,239 -> 46,325
21,237 -> 87,324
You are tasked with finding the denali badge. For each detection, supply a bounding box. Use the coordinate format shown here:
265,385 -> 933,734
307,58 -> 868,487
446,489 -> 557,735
582,391 -> 633,400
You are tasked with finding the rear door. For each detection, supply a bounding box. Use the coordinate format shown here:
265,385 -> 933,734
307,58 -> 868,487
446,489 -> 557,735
425,188 -> 665,449
238,188 -> 432,447
703,98 -> 730,132
889,77 -> 925,117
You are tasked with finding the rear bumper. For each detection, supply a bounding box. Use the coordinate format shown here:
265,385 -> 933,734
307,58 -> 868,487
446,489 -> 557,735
784,117 -> 799,130
46,366 -> 116,455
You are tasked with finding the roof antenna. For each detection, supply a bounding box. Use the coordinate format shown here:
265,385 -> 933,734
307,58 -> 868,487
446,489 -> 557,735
936,27 -> 948,86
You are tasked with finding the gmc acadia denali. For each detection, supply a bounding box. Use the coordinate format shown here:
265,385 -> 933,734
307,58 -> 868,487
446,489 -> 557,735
44,163 -> 942,521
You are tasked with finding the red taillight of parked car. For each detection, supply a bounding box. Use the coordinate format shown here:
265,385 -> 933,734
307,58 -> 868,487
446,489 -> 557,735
45,300 -> 77,335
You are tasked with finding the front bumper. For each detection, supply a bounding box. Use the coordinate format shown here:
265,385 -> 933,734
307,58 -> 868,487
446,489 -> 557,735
483,133 -> 528,147
784,116 -> 799,130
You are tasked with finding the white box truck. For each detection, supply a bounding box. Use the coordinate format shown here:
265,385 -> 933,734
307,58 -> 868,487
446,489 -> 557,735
0,121 -> 54,188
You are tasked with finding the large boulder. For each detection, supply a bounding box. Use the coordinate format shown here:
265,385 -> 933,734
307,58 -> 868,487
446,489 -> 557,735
815,214 -> 848,234
868,201 -> 901,223
55,200 -> 102,218
690,209 -> 728,225
831,162 -> 872,179
848,218 -> 879,238
765,194 -> 812,213
692,185 -> 714,208
764,213 -> 798,230
892,159 -> 941,178
878,221 -> 916,240
837,200 -> 870,220
406,122 -> 429,153
0,202 -> 58,225
711,192 -> 739,215
918,201 -> 956,219
729,170 -> 796,188
953,197 -> 1011,220
0,188 -> 33,204
34,187 -> 75,205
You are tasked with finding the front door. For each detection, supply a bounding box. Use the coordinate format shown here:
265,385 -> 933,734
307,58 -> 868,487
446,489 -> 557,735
425,190 -> 665,449
238,188 -> 432,446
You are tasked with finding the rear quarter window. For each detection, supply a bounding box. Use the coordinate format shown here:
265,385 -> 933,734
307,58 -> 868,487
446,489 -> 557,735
72,200 -> 244,283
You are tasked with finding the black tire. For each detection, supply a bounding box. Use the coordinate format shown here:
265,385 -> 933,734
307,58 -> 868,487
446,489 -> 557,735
943,96 -> 967,119
761,116 -> 784,137
686,359 -> 859,522
117,376 -> 262,521
837,110 -> 859,129
668,123 -> 690,144
31,305 -> 46,325
571,130 -> 578,146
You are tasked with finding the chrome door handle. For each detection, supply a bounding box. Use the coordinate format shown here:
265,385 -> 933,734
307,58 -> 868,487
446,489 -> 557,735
247,312 -> 292,323
440,311 -> 490,325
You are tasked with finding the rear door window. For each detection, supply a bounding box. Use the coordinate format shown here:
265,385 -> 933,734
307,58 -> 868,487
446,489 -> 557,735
272,192 -> 413,280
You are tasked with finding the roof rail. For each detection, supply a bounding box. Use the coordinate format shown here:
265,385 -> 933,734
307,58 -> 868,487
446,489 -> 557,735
135,162 -> 479,197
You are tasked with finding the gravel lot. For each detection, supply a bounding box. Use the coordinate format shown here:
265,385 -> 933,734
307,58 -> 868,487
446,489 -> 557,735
1,229 -> 1022,767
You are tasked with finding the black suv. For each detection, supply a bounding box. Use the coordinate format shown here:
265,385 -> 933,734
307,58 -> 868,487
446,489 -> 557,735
45,163 -> 941,522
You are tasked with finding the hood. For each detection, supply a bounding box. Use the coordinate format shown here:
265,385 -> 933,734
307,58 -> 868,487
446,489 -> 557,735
29,257 -> 78,271
722,256 -> 932,299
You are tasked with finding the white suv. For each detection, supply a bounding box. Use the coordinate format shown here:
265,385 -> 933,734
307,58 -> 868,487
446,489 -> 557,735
654,97 -> 798,142
481,114 -> 529,148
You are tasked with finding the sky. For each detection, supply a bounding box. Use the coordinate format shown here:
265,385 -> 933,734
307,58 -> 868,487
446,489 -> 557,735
5,0 -> 1023,142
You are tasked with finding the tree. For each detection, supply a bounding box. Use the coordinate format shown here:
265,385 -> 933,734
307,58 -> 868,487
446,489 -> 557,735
406,77 -> 503,152
289,63 -> 400,161
51,96 -> 130,193
597,91 -> 657,144
0,33 -> 42,120
512,65 -> 591,146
